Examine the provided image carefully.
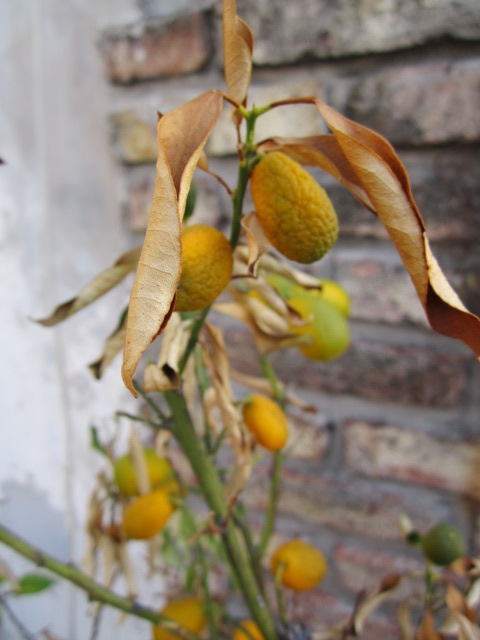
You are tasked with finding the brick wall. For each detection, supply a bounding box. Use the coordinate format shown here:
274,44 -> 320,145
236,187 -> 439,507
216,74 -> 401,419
100,1 -> 480,636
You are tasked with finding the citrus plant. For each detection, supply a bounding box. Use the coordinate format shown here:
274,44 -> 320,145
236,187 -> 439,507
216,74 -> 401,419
1,0 -> 480,638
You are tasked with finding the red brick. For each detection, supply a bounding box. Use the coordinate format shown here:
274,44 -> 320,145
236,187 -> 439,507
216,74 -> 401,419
270,338 -> 469,408
341,59 -> 480,145
243,466 -> 458,540
335,544 -> 424,602
344,420 -> 480,500
100,11 -> 213,84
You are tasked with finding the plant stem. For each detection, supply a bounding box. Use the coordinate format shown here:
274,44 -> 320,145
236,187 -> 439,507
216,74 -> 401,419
0,525 -> 201,640
258,451 -> 283,558
178,306 -> 211,374
165,390 -> 278,640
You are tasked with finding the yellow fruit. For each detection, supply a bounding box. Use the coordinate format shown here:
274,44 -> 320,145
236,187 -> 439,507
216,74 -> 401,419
122,490 -> 175,540
421,523 -> 466,566
242,395 -> 288,451
250,152 -> 338,264
288,293 -> 350,361
271,539 -> 327,591
234,620 -> 264,640
175,224 -> 233,312
152,596 -> 206,640
113,449 -> 176,497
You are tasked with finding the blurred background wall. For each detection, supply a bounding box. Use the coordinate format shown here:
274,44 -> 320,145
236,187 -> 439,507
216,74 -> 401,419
1,0 -> 479,637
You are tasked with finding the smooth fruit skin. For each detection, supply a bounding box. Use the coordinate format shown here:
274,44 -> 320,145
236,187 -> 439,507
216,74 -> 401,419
421,523 -> 466,566
122,490 -> 175,540
242,395 -> 288,451
175,224 -> 233,312
250,152 -> 338,264
233,620 -> 264,640
152,597 -> 206,640
113,449 -> 176,497
271,539 -> 327,591
288,294 -> 350,361
267,273 -> 350,318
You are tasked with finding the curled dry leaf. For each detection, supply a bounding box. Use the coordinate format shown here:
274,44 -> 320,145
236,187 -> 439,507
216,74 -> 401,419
35,247 -> 141,327
128,429 -> 151,495
122,91 -> 223,396
259,100 -> 480,359
397,600 -> 414,640
351,574 -> 402,634
143,314 -> 192,393
202,322 -> 254,504
418,610 -> 441,640
89,307 -> 128,379
222,0 -> 254,106
241,211 -> 272,276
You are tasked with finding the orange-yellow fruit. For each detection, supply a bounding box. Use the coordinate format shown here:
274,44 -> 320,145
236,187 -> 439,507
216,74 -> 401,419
175,224 -> 233,312
122,490 -> 175,540
242,395 -> 288,451
250,152 -> 338,264
152,596 -> 206,640
233,620 -> 264,640
288,293 -> 350,361
421,523 -> 466,566
271,539 -> 327,591
113,449 -> 176,497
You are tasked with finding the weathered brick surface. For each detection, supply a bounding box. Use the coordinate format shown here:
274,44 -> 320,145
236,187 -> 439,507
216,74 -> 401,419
244,467 -> 460,540
344,421 -> 480,500
337,59 -> 480,145
270,338 -> 469,408
334,544 -> 425,601
100,11 -> 213,83
233,0 -> 480,64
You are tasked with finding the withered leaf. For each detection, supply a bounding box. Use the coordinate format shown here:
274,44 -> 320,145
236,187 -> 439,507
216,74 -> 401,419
122,91 -> 223,396
35,247 -> 141,327
417,610 -> 441,640
222,0 -> 254,105
89,307 -> 128,379
241,211 -> 271,276
313,99 -> 480,359
263,102 -> 480,359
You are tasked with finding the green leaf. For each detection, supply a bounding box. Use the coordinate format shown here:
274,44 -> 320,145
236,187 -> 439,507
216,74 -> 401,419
183,180 -> 197,222
90,426 -> 108,457
16,573 -> 55,595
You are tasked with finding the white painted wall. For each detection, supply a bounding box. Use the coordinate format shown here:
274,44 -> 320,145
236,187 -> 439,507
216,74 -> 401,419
0,2 -> 159,637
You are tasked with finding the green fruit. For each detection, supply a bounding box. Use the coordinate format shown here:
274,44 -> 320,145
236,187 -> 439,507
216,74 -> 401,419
113,449 -> 175,497
421,523 -> 465,566
267,273 -> 350,317
289,293 -> 350,361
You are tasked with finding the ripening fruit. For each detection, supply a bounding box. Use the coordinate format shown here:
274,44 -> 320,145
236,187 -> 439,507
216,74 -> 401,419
175,224 -> 233,312
288,293 -> 350,361
152,596 -> 206,640
250,152 -> 338,264
271,539 -> 327,591
122,490 -> 175,540
233,620 -> 264,640
113,449 -> 176,497
242,395 -> 288,451
421,523 -> 466,566
267,273 -> 350,318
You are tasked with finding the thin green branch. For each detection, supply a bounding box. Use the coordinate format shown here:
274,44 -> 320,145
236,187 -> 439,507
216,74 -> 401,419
132,379 -> 167,421
178,306 -> 211,374
115,412 -> 164,430
0,525 -> 202,640
165,390 -> 278,640
258,451 -> 284,558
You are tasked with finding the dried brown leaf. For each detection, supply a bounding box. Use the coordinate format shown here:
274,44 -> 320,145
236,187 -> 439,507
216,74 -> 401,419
89,308 -> 128,379
122,91 -> 223,396
241,211 -> 272,276
129,430 -> 151,495
397,600 -> 414,640
311,99 -> 480,359
222,0 -> 253,105
35,247 -> 141,327
446,582 -> 477,622
417,610 -> 440,640
352,574 -> 402,633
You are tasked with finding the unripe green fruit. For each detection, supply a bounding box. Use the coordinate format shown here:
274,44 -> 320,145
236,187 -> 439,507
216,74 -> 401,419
421,523 -> 465,566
